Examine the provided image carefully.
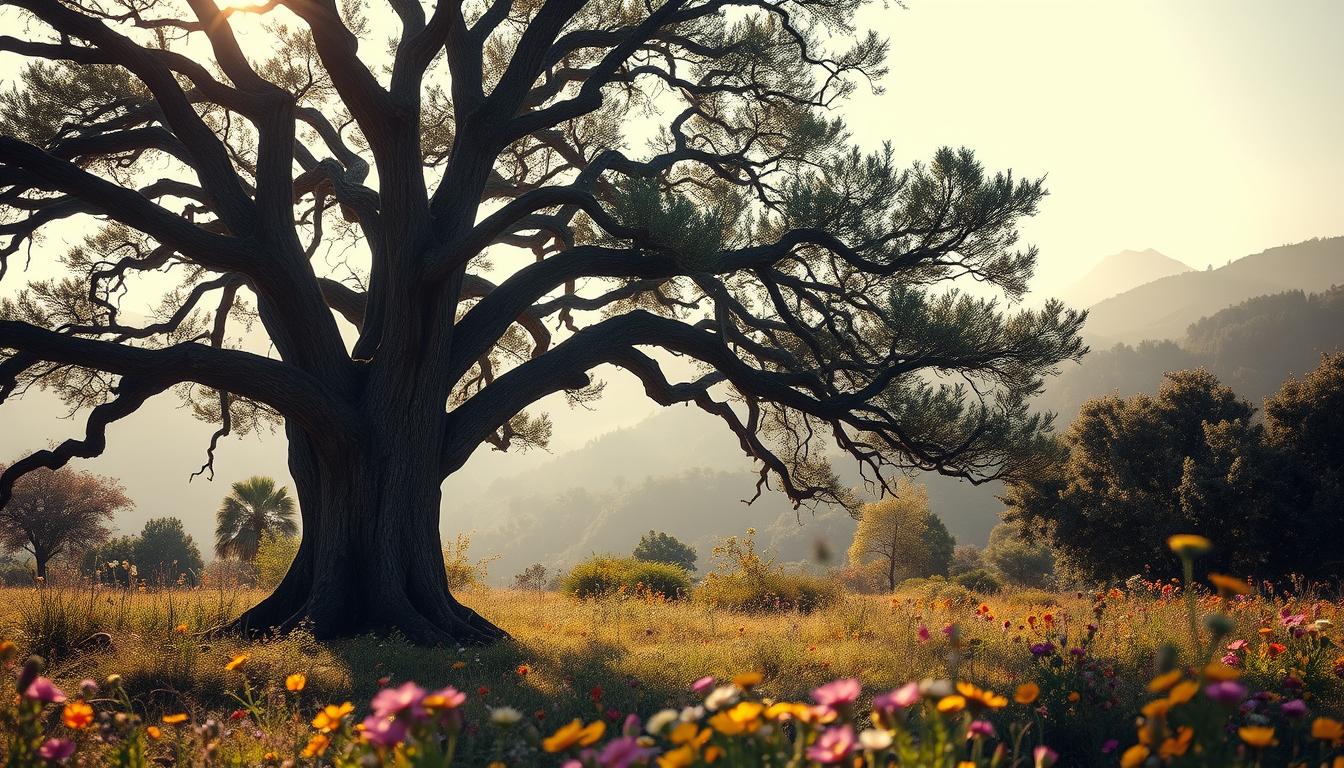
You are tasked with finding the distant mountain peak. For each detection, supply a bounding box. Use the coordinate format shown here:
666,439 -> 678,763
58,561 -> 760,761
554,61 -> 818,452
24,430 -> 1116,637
1062,248 -> 1194,309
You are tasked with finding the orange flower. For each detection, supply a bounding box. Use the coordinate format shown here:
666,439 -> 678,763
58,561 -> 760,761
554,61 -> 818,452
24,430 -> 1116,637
936,695 -> 966,714
731,672 -> 763,689
173,624 -> 189,635
1120,745 -> 1150,768
145,726 -> 162,740
225,654 -> 248,671
516,664 -> 530,677
1167,534 -> 1211,557
162,713 -> 189,725
1312,717 -> 1344,742
1014,682 -> 1040,705
301,733 -> 330,757
956,681 -> 1007,710
62,700 -> 94,729
312,702 -> 354,732
1167,680 -> 1199,705
1203,663 -> 1241,681
452,661 -> 467,670
285,673 -> 307,692
542,719 -> 606,752
1238,726 -> 1276,748
1208,573 -> 1251,596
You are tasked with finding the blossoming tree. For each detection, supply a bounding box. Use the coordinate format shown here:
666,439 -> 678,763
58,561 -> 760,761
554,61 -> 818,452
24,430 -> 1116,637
0,0 -> 1083,642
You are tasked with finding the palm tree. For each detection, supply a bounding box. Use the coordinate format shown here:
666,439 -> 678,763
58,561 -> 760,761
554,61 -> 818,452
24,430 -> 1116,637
215,477 -> 299,562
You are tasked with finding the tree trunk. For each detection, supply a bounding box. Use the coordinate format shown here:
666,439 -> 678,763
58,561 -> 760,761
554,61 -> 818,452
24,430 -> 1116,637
224,424 -> 508,645
34,550 -> 48,583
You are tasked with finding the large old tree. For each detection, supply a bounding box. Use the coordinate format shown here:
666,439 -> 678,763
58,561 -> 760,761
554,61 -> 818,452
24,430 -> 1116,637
0,0 -> 1084,642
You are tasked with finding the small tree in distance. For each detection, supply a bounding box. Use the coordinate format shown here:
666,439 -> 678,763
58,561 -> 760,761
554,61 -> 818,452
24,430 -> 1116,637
513,563 -> 549,592
215,477 -> 299,562
633,531 -> 697,572
0,464 -> 130,581
848,479 -> 955,592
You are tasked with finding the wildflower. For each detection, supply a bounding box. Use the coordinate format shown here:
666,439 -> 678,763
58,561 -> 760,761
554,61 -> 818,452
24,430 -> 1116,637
452,661 -> 467,670
731,671 -> 763,690
1282,699 -> 1308,718
956,681 -> 1007,710
1167,680 -> 1199,705
1203,681 -> 1247,706
657,746 -> 696,768
873,682 -> 921,713
1226,639 -> 1249,651
24,677 -> 67,703
62,701 -> 94,729
709,702 -> 764,735
1203,662 -> 1241,681
858,728 -> 893,750
225,654 -> 248,671
361,715 -> 408,747
37,738 -> 75,762
1033,745 -> 1059,767
312,702 -> 354,731
301,733 -> 330,757
229,709 -> 247,721
1166,534 -> 1211,557
1238,726 -> 1276,748
690,676 -> 715,694
1208,573 -> 1250,596
516,664 -> 530,676
174,624 -> 189,635
1014,682 -> 1040,705
490,706 -> 523,725
805,725 -> 855,765
423,686 -> 467,710
285,673 -> 307,692
916,624 -> 931,643
811,678 -> 861,708
968,720 -> 996,739
646,709 -> 679,735
162,713 -> 189,725
370,681 -> 427,719
1029,642 -> 1055,657
78,679 -> 98,697
145,727 -> 162,740
1268,642 -> 1288,657
1120,745 -> 1149,768
598,737 -> 654,768
1147,669 -> 1182,693
936,695 -> 966,715
703,685 -> 739,711
1159,727 -> 1193,758
543,719 -> 606,752
1312,717 -> 1344,742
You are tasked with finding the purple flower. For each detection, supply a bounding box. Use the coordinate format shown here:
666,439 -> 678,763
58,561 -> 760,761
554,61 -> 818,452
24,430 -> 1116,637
805,725 -> 856,764
1281,699 -> 1308,718
38,739 -> 75,762
1034,745 -> 1059,768
597,736 -> 654,768
811,678 -> 861,708
621,713 -> 641,737
370,681 -> 426,719
1279,609 -> 1305,628
872,682 -> 921,713
691,676 -> 715,694
968,720 -> 996,739
24,677 -> 66,703
360,715 -> 409,747
1221,652 -> 1241,667
1203,681 -> 1248,706
1029,642 -> 1056,657
1101,739 -> 1119,754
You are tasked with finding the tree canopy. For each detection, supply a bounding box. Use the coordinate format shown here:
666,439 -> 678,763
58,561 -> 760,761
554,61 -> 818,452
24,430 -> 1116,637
215,476 -> 299,561
632,530 -> 696,571
0,463 -> 129,580
846,478 -> 953,591
0,0 -> 1083,642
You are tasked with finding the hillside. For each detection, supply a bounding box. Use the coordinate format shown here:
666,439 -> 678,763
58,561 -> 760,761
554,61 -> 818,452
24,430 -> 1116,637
1061,248 -> 1192,309
1082,237 -> 1344,344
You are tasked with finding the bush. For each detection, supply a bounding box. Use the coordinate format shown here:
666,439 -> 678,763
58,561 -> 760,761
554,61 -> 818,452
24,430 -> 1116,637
252,534 -> 299,590
954,568 -> 1002,594
443,532 -> 498,590
562,555 -> 692,599
696,529 -> 841,612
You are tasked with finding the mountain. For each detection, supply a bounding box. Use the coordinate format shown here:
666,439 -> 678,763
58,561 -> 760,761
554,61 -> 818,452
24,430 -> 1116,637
1061,248 -> 1192,309
1082,237 -> 1344,345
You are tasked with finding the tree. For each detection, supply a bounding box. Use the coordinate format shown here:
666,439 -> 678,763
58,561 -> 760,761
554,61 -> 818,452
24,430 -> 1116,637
632,530 -> 697,571
513,563 -> 548,592
215,476 -> 299,562
253,533 -> 301,590
134,517 -> 205,586
0,464 -> 129,580
982,519 -> 1054,588
0,0 -> 1083,642
847,479 -> 954,591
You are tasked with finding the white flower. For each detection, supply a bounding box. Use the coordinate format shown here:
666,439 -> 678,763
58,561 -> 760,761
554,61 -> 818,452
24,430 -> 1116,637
859,729 -> 894,750
678,705 -> 705,723
645,709 -> 679,735
489,706 -> 522,726
704,685 -> 740,712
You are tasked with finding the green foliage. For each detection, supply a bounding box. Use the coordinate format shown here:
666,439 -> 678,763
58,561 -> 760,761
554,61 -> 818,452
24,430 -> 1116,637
442,532 -> 498,591
631,530 -> 697,572
983,520 -> 1055,588
214,476 -> 299,562
253,534 -> 300,590
953,568 -> 1002,594
848,479 -> 954,591
561,555 -> 692,599
698,529 -> 841,612
133,518 -> 205,586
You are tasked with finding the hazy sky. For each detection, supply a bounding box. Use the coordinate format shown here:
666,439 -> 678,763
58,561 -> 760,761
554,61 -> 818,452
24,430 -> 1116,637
2,1 -> 1342,548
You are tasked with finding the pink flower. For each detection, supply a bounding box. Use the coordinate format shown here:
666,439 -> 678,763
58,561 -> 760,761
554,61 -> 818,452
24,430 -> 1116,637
1221,652 -> 1241,667
38,739 -> 75,762
811,678 -> 861,708
370,681 -> 426,719
360,715 -> 408,747
426,686 -> 467,709
1226,639 -> 1249,651
872,682 -> 921,713
24,677 -> 66,703
597,736 -> 654,768
805,725 -> 856,764
691,676 -> 715,694
916,625 -> 931,643
1034,745 -> 1059,768
968,720 -> 995,738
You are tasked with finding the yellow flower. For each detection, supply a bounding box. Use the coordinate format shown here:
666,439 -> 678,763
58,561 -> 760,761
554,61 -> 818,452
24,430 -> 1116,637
1312,717 -> 1344,742
956,681 -> 1007,710
1141,699 -> 1171,719
1238,726 -> 1276,748
1147,670 -> 1183,693
936,695 -> 966,714
657,746 -> 696,768
1159,727 -> 1192,758
225,654 -> 248,671
709,701 -> 764,735
1167,680 -> 1199,705
1167,534 -> 1211,557
765,701 -> 807,721
668,722 -> 711,748
1014,682 -> 1039,705
1208,573 -> 1251,596
703,745 -> 723,763
173,624 -> 189,635
145,726 -> 162,740
1203,662 -> 1241,681
542,719 -> 606,752
62,700 -> 94,729
312,702 -> 354,732
1120,745 -> 1150,768
452,661 -> 467,670
162,713 -> 189,725
301,733 -> 330,757
731,671 -> 763,690
286,673 -> 307,692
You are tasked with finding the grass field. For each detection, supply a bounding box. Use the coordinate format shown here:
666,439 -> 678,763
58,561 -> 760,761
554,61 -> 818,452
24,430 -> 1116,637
2,578 -> 1343,766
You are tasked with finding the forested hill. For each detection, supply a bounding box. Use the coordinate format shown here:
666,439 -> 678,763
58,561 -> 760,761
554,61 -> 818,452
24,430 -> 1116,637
1081,237 -> 1344,345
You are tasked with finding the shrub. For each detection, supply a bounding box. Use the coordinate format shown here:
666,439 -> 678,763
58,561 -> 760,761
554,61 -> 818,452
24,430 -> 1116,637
632,530 -> 697,571
443,532 -> 498,590
252,534 -> 299,590
696,529 -> 842,612
954,568 -> 1002,594
562,555 -> 692,599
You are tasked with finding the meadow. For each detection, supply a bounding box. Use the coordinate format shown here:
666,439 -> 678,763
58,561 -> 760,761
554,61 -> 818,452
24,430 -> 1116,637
2,550 -> 1343,767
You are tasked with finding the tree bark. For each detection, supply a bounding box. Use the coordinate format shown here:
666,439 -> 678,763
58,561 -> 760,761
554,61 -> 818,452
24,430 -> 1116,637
224,424 -> 508,645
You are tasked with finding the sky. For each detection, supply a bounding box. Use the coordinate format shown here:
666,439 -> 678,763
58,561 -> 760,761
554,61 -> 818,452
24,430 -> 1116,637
1,0 -> 1342,550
